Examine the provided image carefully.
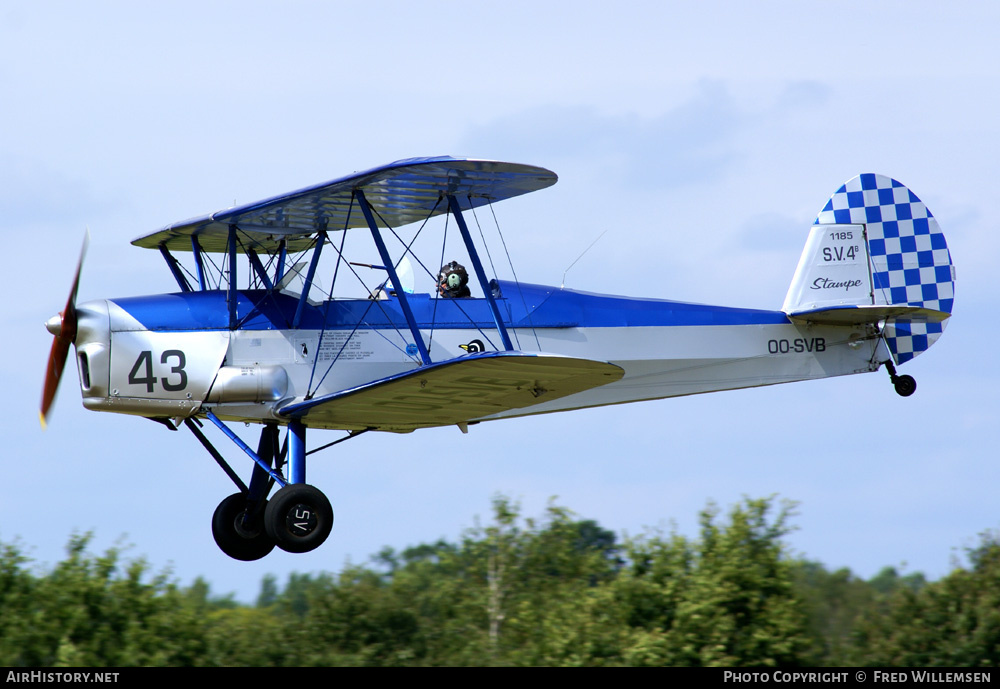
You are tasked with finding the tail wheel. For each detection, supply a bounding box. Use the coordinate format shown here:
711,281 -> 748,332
264,484 -> 334,554
893,374 -> 917,397
212,493 -> 276,561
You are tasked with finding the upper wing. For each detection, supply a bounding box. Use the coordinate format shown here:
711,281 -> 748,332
132,156 -> 557,254
277,351 -> 624,432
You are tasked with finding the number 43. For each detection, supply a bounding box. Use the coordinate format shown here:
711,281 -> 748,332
128,350 -> 188,392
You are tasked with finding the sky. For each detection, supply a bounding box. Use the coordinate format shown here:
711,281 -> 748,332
3,1 -> 999,602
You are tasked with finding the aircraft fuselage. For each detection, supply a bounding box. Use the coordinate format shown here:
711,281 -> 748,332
72,280 -> 881,430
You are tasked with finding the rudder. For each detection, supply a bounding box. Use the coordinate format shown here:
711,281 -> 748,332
785,173 -> 955,364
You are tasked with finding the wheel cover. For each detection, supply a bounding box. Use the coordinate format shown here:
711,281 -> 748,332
265,484 -> 334,554
284,502 -> 319,537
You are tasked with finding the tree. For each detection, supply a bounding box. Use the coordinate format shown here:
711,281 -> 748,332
848,531 -> 1000,666
22,496 -> 1000,666
0,540 -> 39,665
256,573 -> 279,608
616,497 -> 810,666
0,534 -> 208,666
792,561 -> 877,665
479,498 -> 626,666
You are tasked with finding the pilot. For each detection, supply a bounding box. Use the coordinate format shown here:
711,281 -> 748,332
437,261 -> 471,298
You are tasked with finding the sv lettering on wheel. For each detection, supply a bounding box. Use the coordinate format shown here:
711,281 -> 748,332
291,507 -> 315,534
265,484 -> 334,554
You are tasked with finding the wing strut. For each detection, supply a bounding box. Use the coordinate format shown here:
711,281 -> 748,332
357,189 -> 432,366
293,231 -> 326,328
228,225 -> 238,329
191,236 -> 207,290
275,239 -> 287,285
448,194 -> 514,351
158,245 -> 192,292
246,248 -> 274,290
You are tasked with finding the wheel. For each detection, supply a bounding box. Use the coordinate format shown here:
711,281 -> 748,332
212,493 -> 276,561
893,374 -> 917,397
264,484 -> 334,554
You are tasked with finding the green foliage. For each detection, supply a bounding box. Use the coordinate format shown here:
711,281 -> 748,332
0,534 -> 207,666
0,540 -> 39,664
615,497 -> 808,666
847,531 -> 1000,667
793,559 -> 929,665
2,499 -> 998,666
256,573 -> 279,609
868,566 -> 927,596
793,562 -> 876,665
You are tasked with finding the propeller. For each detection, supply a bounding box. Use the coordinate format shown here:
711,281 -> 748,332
40,231 -> 89,428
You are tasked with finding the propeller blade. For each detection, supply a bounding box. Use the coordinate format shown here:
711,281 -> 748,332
40,335 -> 72,428
40,231 -> 89,428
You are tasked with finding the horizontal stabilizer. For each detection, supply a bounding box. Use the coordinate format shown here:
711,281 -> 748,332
277,352 -> 624,432
787,304 -> 950,326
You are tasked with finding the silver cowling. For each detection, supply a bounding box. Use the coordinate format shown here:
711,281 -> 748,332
74,299 -> 112,407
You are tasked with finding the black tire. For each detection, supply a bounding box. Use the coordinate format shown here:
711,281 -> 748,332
212,493 -> 276,561
894,374 -> 917,397
264,484 -> 334,554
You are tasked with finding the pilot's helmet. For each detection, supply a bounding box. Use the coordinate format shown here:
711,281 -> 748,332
438,261 -> 469,296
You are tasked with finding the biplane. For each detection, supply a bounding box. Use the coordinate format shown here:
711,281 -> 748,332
41,156 -> 955,560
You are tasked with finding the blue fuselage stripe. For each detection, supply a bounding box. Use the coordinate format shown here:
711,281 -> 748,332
110,280 -> 790,332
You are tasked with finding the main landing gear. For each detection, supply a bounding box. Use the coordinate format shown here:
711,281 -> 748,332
212,493 -> 275,561
883,360 -> 917,398
185,414 -> 337,561
264,484 -> 334,554
211,485 -> 334,560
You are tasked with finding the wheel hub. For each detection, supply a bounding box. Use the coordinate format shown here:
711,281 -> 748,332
285,503 -> 318,536
264,483 -> 334,553
233,511 -> 263,539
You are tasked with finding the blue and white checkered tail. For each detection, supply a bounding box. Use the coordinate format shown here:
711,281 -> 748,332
815,174 -> 955,365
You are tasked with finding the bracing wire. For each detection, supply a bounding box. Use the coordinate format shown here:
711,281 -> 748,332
202,251 -> 223,290
368,201 -> 500,352
471,199 -> 520,349
307,198 -> 447,396
307,200 -> 354,397
486,199 -> 541,351
429,207 -> 449,354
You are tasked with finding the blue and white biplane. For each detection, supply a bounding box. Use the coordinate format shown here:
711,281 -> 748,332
41,157 -> 955,560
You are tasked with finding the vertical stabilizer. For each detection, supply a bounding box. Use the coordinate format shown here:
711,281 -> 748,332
782,223 -> 870,313
784,174 -> 955,364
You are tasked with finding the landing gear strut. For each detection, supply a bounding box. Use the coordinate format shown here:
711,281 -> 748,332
884,360 -> 917,397
188,414 -> 340,559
